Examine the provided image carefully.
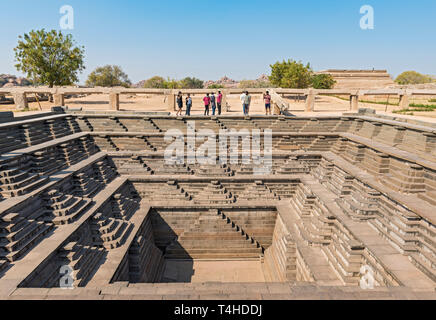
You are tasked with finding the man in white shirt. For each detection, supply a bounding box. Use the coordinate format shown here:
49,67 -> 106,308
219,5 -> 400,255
240,91 -> 251,115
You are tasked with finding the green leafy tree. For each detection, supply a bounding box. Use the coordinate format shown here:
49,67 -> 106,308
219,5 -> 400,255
86,65 -> 131,87
164,78 -> 180,89
269,59 -> 313,88
207,84 -> 224,89
142,76 -> 166,88
395,71 -> 433,85
14,29 -> 85,88
178,77 -> 204,89
311,74 -> 336,89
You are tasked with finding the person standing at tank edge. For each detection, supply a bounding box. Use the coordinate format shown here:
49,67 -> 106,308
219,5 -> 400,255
203,93 -> 211,116
217,91 -> 223,115
240,91 -> 246,115
176,91 -> 183,116
240,91 -> 251,115
185,93 -> 192,116
210,92 -> 217,116
263,91 -> 272,115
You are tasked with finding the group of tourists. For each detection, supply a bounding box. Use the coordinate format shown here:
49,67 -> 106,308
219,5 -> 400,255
239,91 -> 272,116
174,90 -> 272,116
202,91 -> 224,116
176,92 -> 193,116
175,91 -> 224,116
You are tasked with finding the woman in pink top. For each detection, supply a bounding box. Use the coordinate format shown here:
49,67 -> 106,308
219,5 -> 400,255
217,91 -> 223,115
264,91 -> 272,115
203,93 -> 211,116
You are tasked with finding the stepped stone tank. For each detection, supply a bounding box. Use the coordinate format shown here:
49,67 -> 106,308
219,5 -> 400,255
0,110 -> 435,300
316,69 -> 395,89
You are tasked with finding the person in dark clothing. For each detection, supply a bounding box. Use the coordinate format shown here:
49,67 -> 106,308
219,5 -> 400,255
185,93 -> 192,116
176,91 -> 183,116
210,92 -> 216,115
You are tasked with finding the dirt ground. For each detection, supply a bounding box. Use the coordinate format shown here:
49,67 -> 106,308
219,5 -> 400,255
1,93 -> 436,122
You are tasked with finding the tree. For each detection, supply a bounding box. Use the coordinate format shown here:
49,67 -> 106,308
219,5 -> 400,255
142,76 -> 166,88
86,65 -> 131,87
269,59 -> 313,88
164,78 -> 180,89
311,74 -> 336,89
395,71 -> 433,85
178,77 -> 204,89
207,84 -> 224,89
14,29 -> 85,88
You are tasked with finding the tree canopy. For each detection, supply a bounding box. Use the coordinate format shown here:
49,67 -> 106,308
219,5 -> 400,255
86,65 -> 131,87
142,76 -> 167,88
269,59 -> 337,89
269,59 -> 313,88
207,84 -> 224,89
311,74 -> 336,89
142,76 -> 204,89
14,29 -> 85,88
395,71 -> 434,85
178,77 -> 204,89
163,78 -> 180,89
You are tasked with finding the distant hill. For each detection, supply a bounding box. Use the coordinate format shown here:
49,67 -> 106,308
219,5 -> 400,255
204,76 -> 238,89
204,75 -> 271,89
132,80 -> 146,88
0,74 -> 32,88
134,75 -> 271,89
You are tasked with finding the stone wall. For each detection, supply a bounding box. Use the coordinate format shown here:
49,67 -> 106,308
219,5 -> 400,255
316,70 -> 395,89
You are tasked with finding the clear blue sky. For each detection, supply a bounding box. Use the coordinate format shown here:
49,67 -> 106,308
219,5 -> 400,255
1,0 -> 435,84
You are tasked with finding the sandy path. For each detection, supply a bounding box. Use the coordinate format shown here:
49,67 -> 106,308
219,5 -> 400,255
1,93 -> 436,121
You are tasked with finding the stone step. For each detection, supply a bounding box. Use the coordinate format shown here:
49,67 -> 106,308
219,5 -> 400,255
69,246 -> 97,270
0,166 -> 24,177
368,219 -> 417,253
0,170 -> 35,184
75,248 -> 106,286
51,199 -> 92,225
0,175 -> 49,198
51,195 -> 78,211
0,215 -> 26,233
409,251 -> 436,283
1,219 -> 43,243
0,172 -> 41,190
1,223 -> 52,262
417,191 -> 436,206
171,240 -> 259,248
164,251 -> 262,259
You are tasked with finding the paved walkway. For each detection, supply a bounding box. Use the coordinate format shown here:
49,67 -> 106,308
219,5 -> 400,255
162,260 -> 266,283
